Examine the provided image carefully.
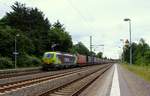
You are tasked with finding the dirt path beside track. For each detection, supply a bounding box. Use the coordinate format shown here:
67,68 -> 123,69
118,64 -> 150,96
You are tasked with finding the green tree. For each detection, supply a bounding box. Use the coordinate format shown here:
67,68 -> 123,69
0,25 -> 34,57
96,52 -> 103,58
2,2 -> 51,55
0,2 -> 75,68
70,42 -> 90,55
135,39 -> 149,65
122,38 -> 150,65
143,51 -> 150,65
49,21 -> 73,52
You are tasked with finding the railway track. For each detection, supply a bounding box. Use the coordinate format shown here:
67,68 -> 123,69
41,64 -> 112,96
0,65 -> 99,86
0,64 -> 112,96
0,67 -> 42,79
0,67 -> 93,92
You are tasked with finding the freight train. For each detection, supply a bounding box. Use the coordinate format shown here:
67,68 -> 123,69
42,51 -> 113,70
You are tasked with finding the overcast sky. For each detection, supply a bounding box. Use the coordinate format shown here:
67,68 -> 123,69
0,0 -> 150,59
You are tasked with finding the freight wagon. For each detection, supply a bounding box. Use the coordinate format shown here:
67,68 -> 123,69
42,51 -> 112,70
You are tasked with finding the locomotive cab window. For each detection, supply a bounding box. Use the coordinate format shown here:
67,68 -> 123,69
44,53 -> 54,58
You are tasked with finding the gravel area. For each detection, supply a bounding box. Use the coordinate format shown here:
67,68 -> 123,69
0,65 -> 108,96
79,64 -> 114,96
0,67 -> 41,74
118,64 -> 150,96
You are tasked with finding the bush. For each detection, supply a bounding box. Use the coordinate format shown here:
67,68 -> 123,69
0,57 -> 13,69
18,54 -> 41,67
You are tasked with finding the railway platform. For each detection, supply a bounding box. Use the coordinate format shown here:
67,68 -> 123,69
79,64 -> 150,96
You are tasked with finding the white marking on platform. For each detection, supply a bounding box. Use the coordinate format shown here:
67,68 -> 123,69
110,64 -> 120,96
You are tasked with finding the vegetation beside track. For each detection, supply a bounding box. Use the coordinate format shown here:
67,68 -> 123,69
121,39 -> 150,65
0,2 -> 103,69
121,36 -> 150,82
122,63 -> 150,83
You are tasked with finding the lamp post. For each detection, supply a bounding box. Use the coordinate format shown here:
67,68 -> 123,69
13,34 -> 20,68
124,18 -> 132,65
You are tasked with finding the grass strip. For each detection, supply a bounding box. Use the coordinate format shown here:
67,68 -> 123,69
122,64 -> 150,83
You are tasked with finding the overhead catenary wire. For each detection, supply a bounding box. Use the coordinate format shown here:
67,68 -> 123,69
65,0 -> 95,36
65,0 -> 101,53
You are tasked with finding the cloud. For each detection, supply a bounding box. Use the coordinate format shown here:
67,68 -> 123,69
0,0 -> 150,59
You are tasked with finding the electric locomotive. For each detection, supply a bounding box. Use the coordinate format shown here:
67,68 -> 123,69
42,52 -> 77,70
42,51 -> 115,70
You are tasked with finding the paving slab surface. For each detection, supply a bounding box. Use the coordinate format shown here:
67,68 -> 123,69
110,64 -> 120,96
79,64 -> 150,96
79,64 -> 114,96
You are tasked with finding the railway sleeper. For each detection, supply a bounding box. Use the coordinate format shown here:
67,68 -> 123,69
0,64 -> 112,96
48,65 -> 112,96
